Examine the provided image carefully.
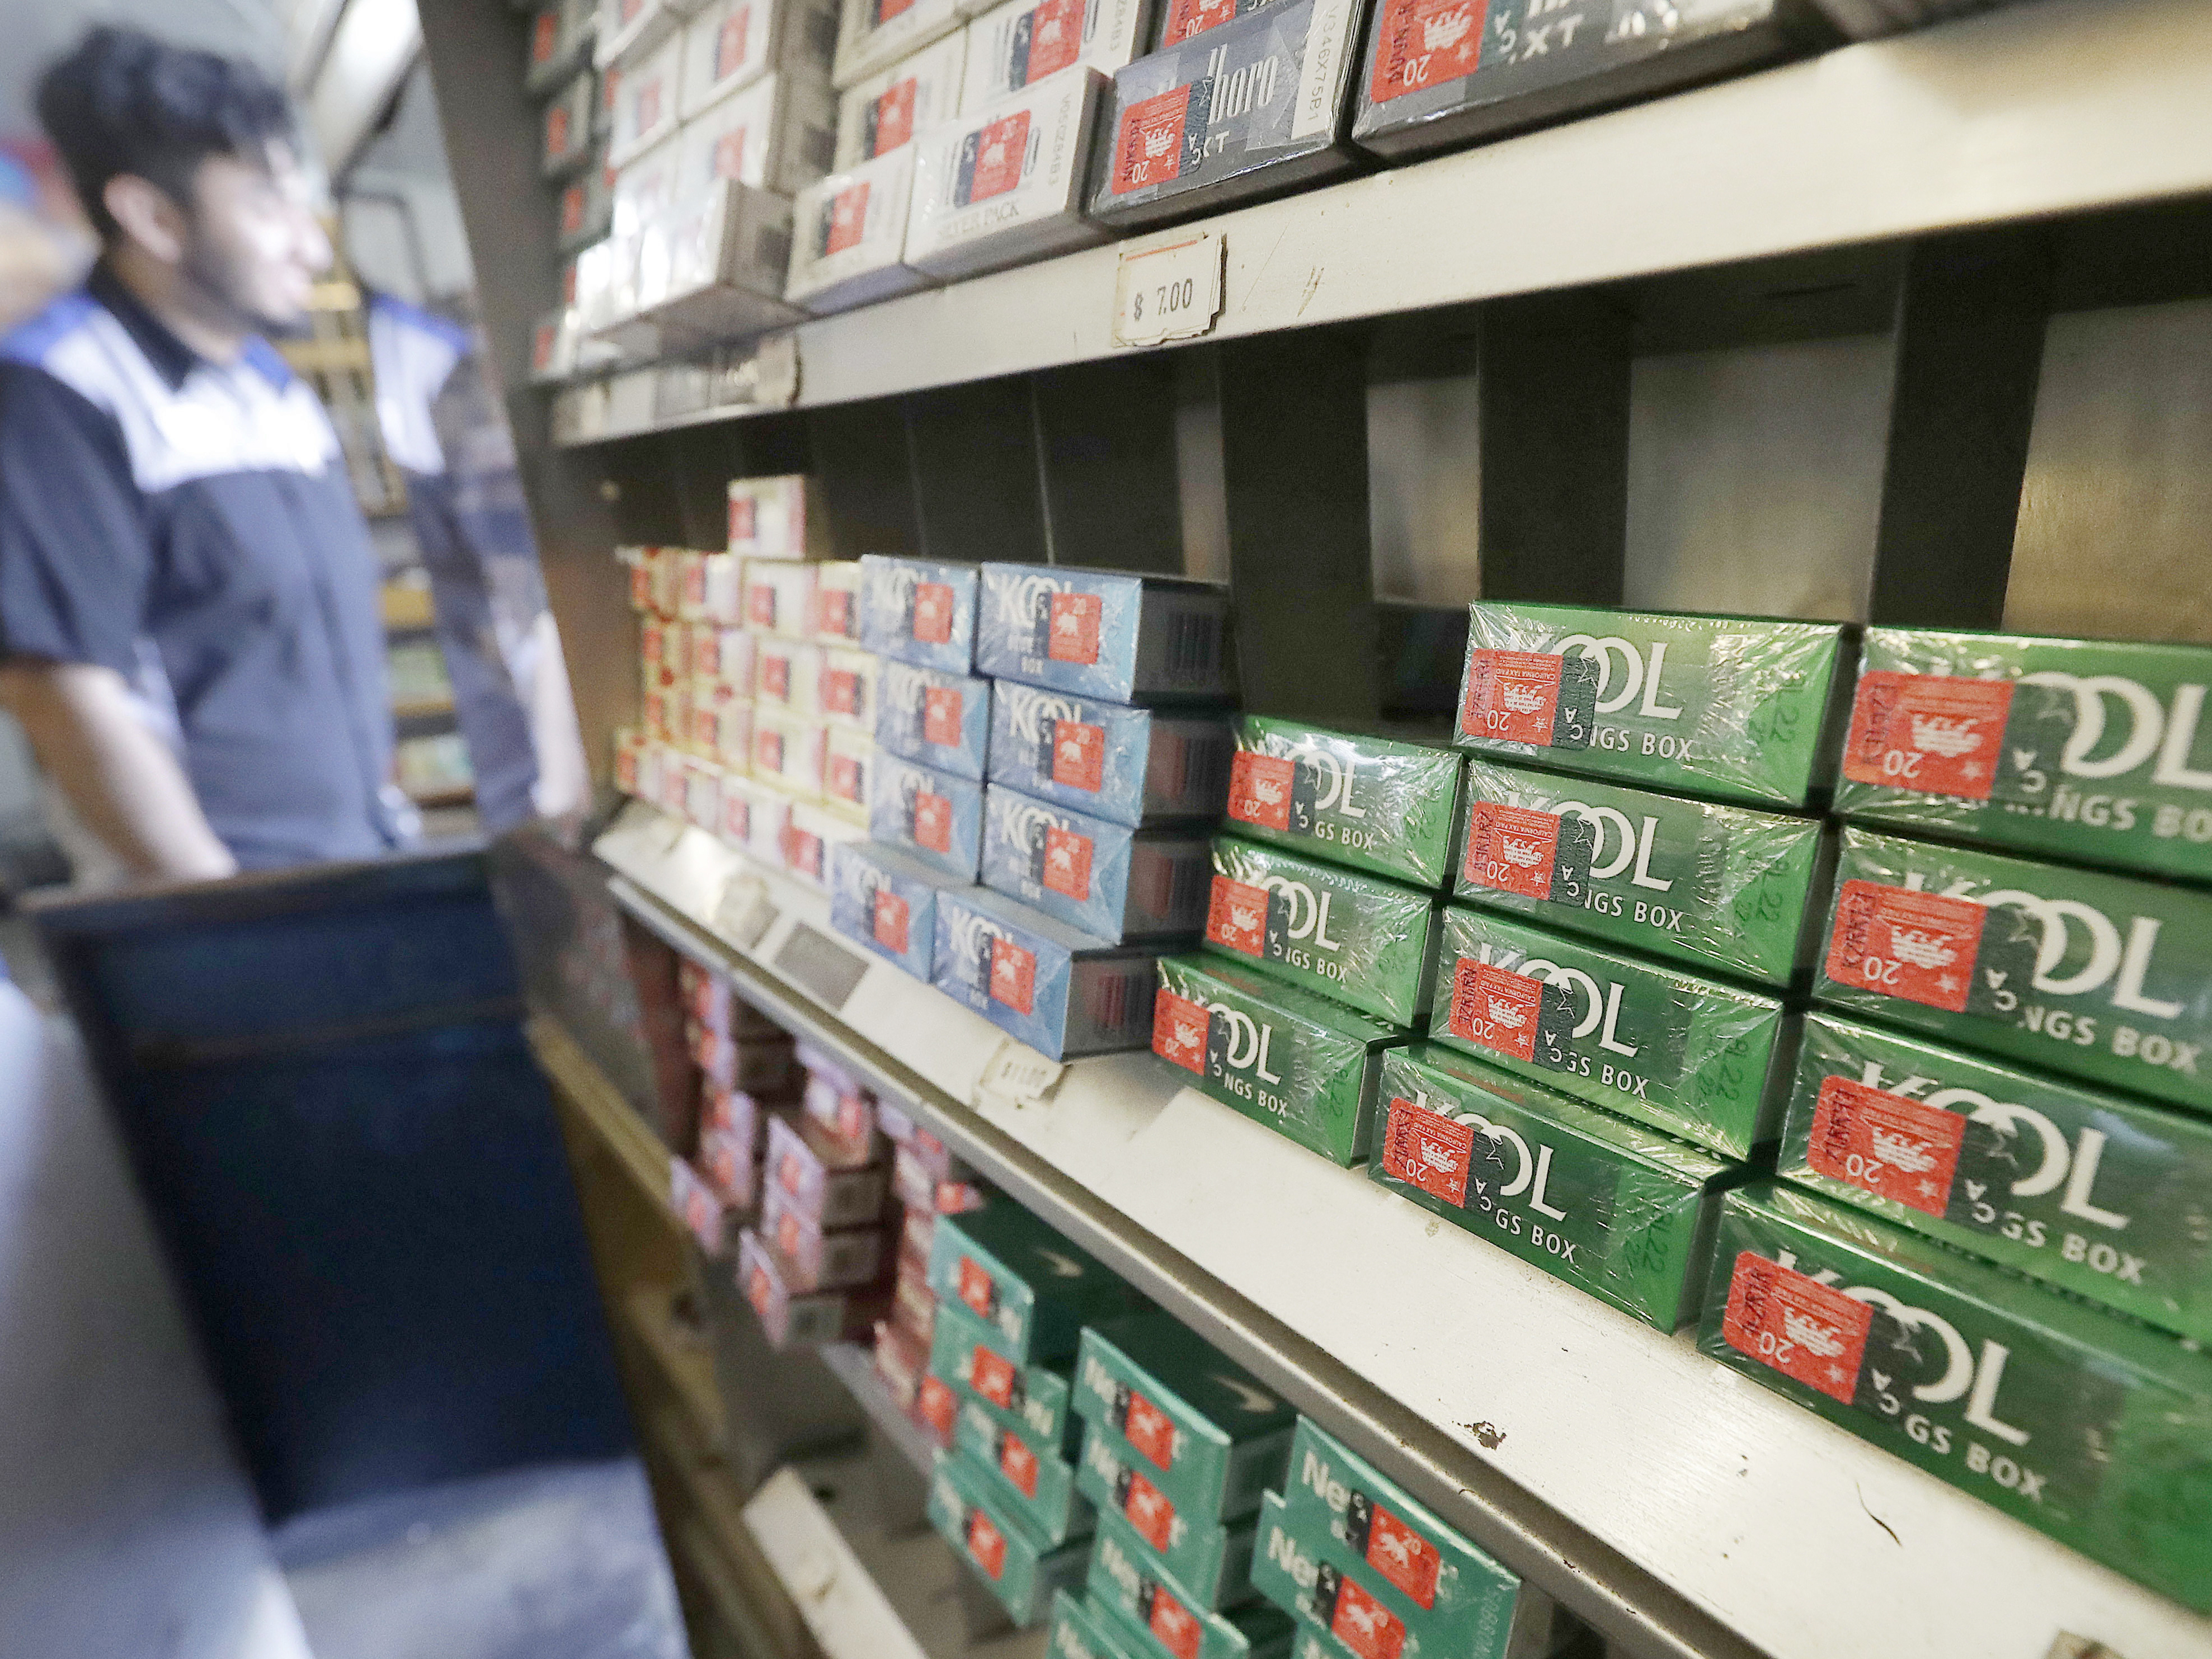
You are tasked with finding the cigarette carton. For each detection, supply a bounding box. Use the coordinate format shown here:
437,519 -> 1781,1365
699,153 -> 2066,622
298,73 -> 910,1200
1089,0 -> 1364,230
545,66 -> 602,177
785,148 -> 931,313
740,1227 -> 889,1345
986,786 -> 1212,943
877,658 -> 993,779
777,800 -> 862,888
1277,1416 -> 1530,1647
726,473 -> 828,562
677,70 -> 839,201
812,560 -> 867,645
751,709 -> 828,798
1226,718 -> 1463,889
754,638 -> 823,714
695,621 -> 756,684
1049,1592 -> 1150,1659
930,1297 -> 1082,1454
820,645 -> 877,728
906,70 -> 1111,279
722,774 -> 791,861
928,1196 -> 1143,1363
527,0 -> 596,94
1090,1512 -> 1295,1659
831,839 -> 949,978
1700,1181 -> 2212,1613
1077,1426 -> 1258,1604
1352,0 -> 1815,162
1251,1492 -> 1473,1659
766,1112 -> 889,1226
957,1396 -> 1095,1544
1430,903 -> 1789,1160
762,1181 -> 887,1289
834,0 -> 964,88
1779,1012 -> 2212,1343
556,150 -> 616,251
633,180 -> 802,337
834,30 -> 968,166
1456,603 -> 1856,809
930,1449 -> 1094,1625
1203,836 -> 1437,1029
1816,827 -> 2212,1116
860,554 -> 982,672
1370,1044 -> 1731,1330
742,557 -> 819,639
871,755 -> 985,879
991,684 -> 1235,827
1072,1309 -> 1295,1525
679,0 -> 840,120
933,885 -> 1163,1059
978,563 -> 1237,705
609,36 -> 682,167
692,680 -> 755,769
961,0 -> 1155,109
1152,953 -> 1404,1166
1834,627 -> 2212,885
822,725 -> 872,823
1457,759 -> 1830,987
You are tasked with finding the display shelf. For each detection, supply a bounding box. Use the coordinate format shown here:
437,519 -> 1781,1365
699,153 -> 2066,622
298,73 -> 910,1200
594,799 -> 2212,1659
819,1340 -> 938,1482
552,0 -> 2212,446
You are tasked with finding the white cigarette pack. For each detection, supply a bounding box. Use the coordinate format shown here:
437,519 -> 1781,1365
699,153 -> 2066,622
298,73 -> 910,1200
785,149 -> 930,312
958,0 -> 1150,110
832,31 -> 968,165
680,0 -> 841,117
905,69 -> 1107,279
832,0 -> 965,89
677,70 -> 839,199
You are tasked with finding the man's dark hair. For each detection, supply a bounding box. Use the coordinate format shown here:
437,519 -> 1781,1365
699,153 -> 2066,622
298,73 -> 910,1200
36,26 -> 296,239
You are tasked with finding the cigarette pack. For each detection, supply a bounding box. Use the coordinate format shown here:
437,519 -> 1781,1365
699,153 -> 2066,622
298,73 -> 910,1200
931,1297 -> 1083,1456
813,562 -> 867,645
785,148 -> 930,312
1430,902 -> 1790,1160
830,838 -> 950,977
743,557 -> 819,638
677,69 -> 840,199
820,645 -> 877,728
1203,836 -> 1438,1029
762,1181 -> 888,1289
877,657 -> 993,779
1250,1492 -> 1472,1659
929,1449 -> 1094,1625
740,1227 -> 889,1345
1779,1012 -> 2212,1342
1089,1514 -> 1294,1659
1816,827 -> 2212,1116
985,786 -> 1212,942
694,621 -> 756,684
726,473 -> 829,561
609,36 -> 683,166
527,0 -> 597,93
751,709 -> 828,797
822,725 -> 872,822
556,150 -> 617,250
679,0 -> 840,119
1151,953 -> 1404,1166
962,0 -> 1155,110
1048,1592 -> 1150,1659
754,638 -> 823,714
978,563 -> 1236,704
871,754 -> 986,879
634,180 -> 803,336
1226,718 -> 1462,889
991,683 -> 1235,826
933,885 -> 1164,1059
906,69 -> 1111,279
1834,627 -> 2212,885
1072,1309 -> 1295,1524
927,1195 -> 1144,1363
1699,1181 -> 2212,1613
834,30 -> 968,165
1372,1044 -> 1732,1330
1353,0 -> 1817,161
957,1396 -> 1095,1544
544,66 -> 601,176
833,0 -> 965,88
1456,603 -> 1856,809
860,554 -> 982,672
1457,759 -> 1831,987
765,1111 -> 890,1226
1076,1428 -> 1258,1605
777,800 -> 862,888
1088,0 -> 1363,230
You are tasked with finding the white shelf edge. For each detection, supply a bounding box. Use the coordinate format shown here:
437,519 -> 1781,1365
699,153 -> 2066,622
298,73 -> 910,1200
592,801 -> 2212,1659
742,1467 -> 934,1659
553,0 -> 2212,448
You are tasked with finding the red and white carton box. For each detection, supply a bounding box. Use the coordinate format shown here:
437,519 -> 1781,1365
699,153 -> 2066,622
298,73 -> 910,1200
614,728 -> 649,795
688,676 -> 751,762
779,801 -> 863,891
799,1055 -> 880,1165
671,549 -> 712,621
821,725 -> 872,826
874,1316 -> 933,1413
959,0 -> 1147,110
677,70 -> 840,201
818,644 -> 876,728
754,638 -> 825,714
832,29 -> 967,167
727,473 -> 829,561
609,34 -> 684,167
699,551 -> 745,623
831,0 -> 962,89
811,562 -> 867,646
695,1027 -> 798,1094
694,622 -> 757,685
738,1228 -> 889,1346
905,69 -> 1108,280
766,1111 -> 890,1227
752,709 -> 830,799
763,1180 -> 888,1290
785,148 -> 930,313
742,557 -> 821,640
738,777 -> 797,867
680,0 -> 840,120
683,756 -> 728,830
696,1115 -> 763,1211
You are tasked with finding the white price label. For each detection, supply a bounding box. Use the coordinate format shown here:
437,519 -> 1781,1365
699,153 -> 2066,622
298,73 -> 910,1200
975,1038 -> 1066,1106
1112,231 -> 1224,348
714,873 -> 777,950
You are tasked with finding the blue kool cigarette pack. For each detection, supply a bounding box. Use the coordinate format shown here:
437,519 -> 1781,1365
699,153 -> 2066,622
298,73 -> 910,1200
932,885 -> 1163,1059
990,681 -> 1234,827
981,785 -> 1212,944
870,753 -> 987,880
829,840 -> 950,979
876,657 -> 993,780
977,563 -> 1236,704
860,554 -> 981,672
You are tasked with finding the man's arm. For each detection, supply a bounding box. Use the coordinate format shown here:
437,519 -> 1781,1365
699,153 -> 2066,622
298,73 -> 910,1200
0,659 -> 235,881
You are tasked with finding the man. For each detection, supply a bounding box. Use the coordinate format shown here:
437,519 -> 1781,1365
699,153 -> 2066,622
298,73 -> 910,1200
0,27 -> 401,879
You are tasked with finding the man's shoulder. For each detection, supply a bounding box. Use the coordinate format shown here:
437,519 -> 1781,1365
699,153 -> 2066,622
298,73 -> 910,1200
0,288 -> 100,371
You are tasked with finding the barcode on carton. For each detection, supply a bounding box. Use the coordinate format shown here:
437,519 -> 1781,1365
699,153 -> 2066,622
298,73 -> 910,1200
1166,612 -> 1220,683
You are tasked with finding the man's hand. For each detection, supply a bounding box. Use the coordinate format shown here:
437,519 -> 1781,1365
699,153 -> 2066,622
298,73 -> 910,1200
0,658 -> 236,882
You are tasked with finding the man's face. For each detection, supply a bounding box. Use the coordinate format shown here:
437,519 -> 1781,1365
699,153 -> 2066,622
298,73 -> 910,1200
180,144 -> 330,336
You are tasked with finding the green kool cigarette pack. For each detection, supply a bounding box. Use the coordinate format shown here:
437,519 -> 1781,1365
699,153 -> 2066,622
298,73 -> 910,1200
1277,1417 -> 1531,1649
1780,1013 -> 2212,1342
1835,627 -> 2212,884
931,1299 -> 1081,1455
1077,1424 -> 1258,1606
1816,828 -> 2212,1115
1090,1510 -> 1295,1659
1700,1182 -> 2212,1613
928,1198 -> 1146,1364
1074,1310 -> 1297,1525
1371,1045 -> 1732,1331
1152,954 -> 1408,1167
1430,903 -> 1792,1160
1457,759 -> 1830,987
1225,717 -> 1466,889
929,1449 -> 1093,1625
1203,836 -> 1439,1028
1456,603 -> 1855,808
956,1396 -> 1093,1545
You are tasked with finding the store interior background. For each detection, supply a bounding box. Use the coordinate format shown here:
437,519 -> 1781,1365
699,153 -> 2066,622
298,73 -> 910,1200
1,1 -> 2210,1656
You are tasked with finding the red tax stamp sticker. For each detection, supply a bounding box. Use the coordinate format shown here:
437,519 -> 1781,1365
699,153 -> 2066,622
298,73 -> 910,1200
824,668 -> 861,717
1824,880 -> 1987,1014
924,685 -> 964,747
1843,672 -> 2015,802
1369,0 -> 1483,102
826,182 -> 871,254
1380,1096 -> 1473,1208
1462,800 -> 1562,899
1123,1471 -> 1175,1552
1042,825 -> 1093,901
1153,990 -> 1210,1074
989,937 -> 1037,1015
971,1345 -> 1016,1408
1448,959 -> 1545,1063
874,889 -> 911,955
967,111 -> 1031,201
1047,590 -> 1103,663
1050,719 -> 1105,792
1112,86 -> 1195,194
917,1373 -> 956,1438
964,1508 -> 1006,1579
999,1433 -> 1040,1498
1364,1502 -> 1441,1610
1149,1587 -> 1201,1659
1123,1390 -> 1176,1471
1227,750 -> 1295,831
1329,1575 -> 1406,1659
1808,1075 -> 1966,1217
1159,0 -> 1235,44
912,790 -> 953,854
912,581 -> 956,644
1022,0 -> 1085,80
958,1256 -> 996,1318
1461,649 -> 1564,747
872,78 -> 917,155
1721,1252 -> 1874,1406
1205,876 -> 1268,958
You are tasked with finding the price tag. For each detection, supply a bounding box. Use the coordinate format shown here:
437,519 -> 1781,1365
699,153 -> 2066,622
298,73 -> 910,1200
1112,231 -> 1224,349
975,1038 -> 1065,1106
714,873 -> 777,951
